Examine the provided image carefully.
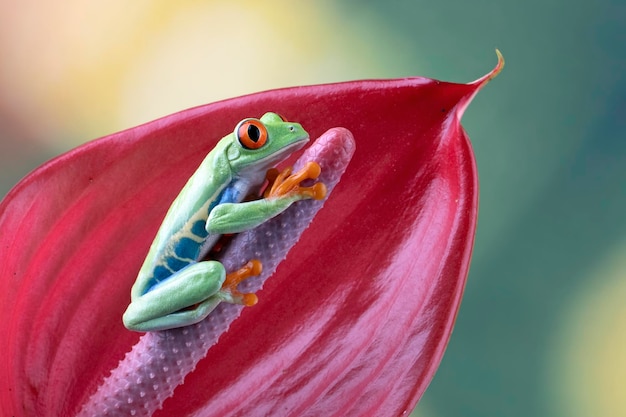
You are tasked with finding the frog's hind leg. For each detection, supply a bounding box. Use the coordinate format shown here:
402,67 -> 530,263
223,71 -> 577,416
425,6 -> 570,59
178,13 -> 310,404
164,259 -> 262,329
123,261 -> 226,332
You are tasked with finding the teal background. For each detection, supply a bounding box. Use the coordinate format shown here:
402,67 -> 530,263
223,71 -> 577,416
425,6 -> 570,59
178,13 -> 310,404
1,1 -> 624,416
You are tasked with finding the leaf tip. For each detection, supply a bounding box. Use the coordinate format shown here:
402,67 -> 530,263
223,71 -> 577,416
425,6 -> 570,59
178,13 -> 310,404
454,49 -> 504,119
473,49 -> 505,87
490,49 -> 505,80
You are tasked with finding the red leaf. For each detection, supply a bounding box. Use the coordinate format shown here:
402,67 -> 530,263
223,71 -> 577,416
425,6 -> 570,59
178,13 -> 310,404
0,53 -> 503,416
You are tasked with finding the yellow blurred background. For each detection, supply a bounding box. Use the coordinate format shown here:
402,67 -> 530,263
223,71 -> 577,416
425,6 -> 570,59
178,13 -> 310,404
1,1 -> 624,416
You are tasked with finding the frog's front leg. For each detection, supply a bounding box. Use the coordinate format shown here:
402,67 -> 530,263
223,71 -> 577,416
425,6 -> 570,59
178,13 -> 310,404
123,260 -> 259,332
206,162 -> 327,235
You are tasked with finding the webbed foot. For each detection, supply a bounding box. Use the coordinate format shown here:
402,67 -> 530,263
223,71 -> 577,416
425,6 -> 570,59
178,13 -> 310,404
220,259 -> 262,306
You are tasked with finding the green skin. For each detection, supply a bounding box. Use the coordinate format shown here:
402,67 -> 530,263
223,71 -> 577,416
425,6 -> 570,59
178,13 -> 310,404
123,112 -> 310,332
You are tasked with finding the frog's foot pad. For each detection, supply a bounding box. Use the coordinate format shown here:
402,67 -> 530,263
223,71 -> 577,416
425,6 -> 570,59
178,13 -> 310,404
265,161 -> 327,200
221,260 -> 262,306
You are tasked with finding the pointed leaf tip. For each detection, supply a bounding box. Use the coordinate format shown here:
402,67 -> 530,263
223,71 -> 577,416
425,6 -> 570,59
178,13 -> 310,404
454,49 -> 504,118
473,49 -> 505,86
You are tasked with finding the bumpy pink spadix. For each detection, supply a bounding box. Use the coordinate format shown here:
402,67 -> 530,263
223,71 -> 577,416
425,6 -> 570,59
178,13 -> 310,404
0,53 -> 503,417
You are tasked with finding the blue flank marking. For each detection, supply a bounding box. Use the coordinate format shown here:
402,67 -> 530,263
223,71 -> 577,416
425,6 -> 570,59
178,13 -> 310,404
174,237 -> 202,260
167,256 -> 191,271
191,220 -> 208,238
152,265 -> 173,284
143,180 -> 246,294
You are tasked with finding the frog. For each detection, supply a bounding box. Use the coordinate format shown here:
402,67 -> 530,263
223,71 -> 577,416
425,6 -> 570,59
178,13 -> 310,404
122,112 -> 326,332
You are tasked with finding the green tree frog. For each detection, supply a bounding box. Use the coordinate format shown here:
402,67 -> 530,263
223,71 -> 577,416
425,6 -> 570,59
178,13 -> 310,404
123,112 -> 325,332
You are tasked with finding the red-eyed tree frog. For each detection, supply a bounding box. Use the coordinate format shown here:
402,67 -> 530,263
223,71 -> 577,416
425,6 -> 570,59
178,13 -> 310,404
123,112 -> 326,332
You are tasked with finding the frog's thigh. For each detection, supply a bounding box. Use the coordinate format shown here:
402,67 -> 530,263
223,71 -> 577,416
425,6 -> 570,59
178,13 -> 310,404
125,261 -> 226,325
125,296 -> 223,332
152,260 -> 226,305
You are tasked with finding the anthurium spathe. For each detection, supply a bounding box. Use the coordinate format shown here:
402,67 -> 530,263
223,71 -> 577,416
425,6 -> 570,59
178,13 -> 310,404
0,52 -> 502,417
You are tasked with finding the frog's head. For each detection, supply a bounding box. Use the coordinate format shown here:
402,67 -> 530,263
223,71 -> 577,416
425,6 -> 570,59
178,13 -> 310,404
225,112 -> 309,179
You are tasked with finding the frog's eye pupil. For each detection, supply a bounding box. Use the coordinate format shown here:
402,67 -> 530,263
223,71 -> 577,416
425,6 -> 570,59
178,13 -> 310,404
248,125 -> 260,142
236,119 -> 268,150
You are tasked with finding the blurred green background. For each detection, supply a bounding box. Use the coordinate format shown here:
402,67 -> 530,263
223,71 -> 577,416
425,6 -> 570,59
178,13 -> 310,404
1,1 -> 624,416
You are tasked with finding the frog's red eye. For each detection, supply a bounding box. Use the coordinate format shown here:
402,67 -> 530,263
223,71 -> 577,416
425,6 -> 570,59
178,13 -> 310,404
236,119 -> 268,150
